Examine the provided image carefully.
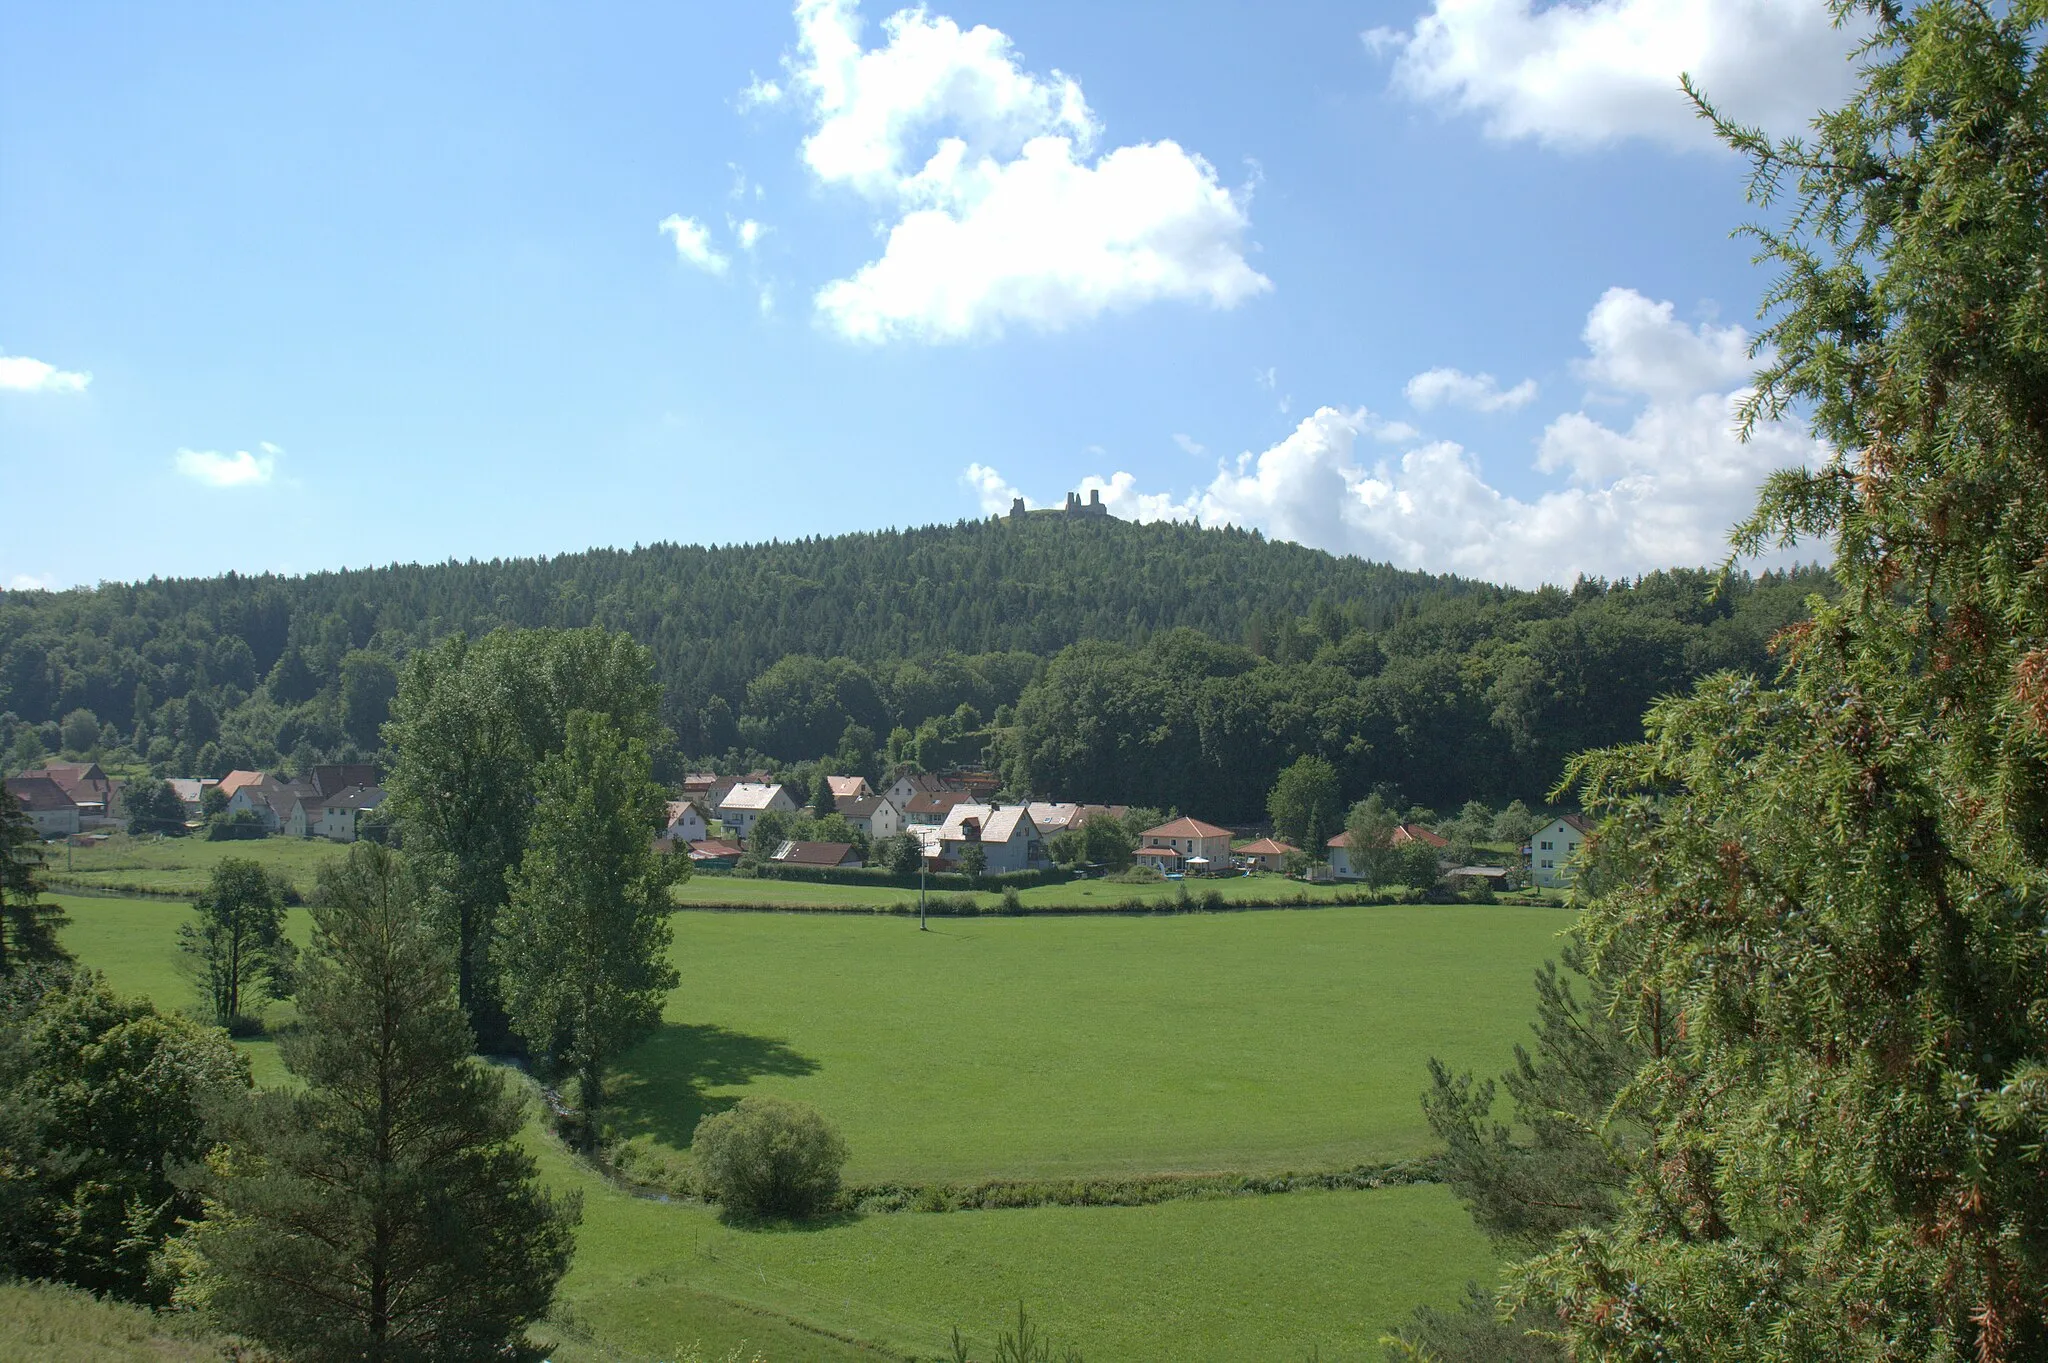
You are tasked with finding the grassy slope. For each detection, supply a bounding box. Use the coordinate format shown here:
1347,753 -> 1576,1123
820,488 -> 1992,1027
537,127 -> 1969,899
0,1282 -> 254,1363
624,905 -> 1565,1181
545,1135 -> 1493,1363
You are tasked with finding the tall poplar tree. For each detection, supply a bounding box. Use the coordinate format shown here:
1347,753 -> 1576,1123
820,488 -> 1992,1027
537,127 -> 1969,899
497,709 -> 678,1151
383,626 -> 662,1046
1492,5 -> 2048,1357
185,843 -> 576,1360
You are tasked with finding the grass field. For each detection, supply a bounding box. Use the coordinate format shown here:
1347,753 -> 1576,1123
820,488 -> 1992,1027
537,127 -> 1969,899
54,892 -> 1550,1361
43,831 -> 341,896
623,905 -> 1565,1181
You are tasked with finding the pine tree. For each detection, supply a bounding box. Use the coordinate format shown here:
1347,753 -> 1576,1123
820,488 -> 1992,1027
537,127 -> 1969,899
497,709 -> 678,1151
0,793 -> 67,976
184,842 -> 577,1360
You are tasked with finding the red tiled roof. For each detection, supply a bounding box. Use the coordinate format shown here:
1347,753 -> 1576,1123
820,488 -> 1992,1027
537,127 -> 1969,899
1133,846 -> 1181,859
217,770 -> 268,798
687,838 -> 744,860
1392,824 -> 1449,849
905,792 -> 968,816
1238,838 -> 1298,856
1559,814 -> 1594,834
1327,831 -> 1351,848
1142,816 -> 1232,840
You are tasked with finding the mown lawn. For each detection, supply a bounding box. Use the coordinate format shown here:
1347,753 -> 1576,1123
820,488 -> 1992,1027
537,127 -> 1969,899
43,831 -> 342,896
675,869 -> 1399,912
620,905 -> 1566,1182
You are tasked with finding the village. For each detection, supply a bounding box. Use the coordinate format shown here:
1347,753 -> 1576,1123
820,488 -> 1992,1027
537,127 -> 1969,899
6,756 -> 1591,892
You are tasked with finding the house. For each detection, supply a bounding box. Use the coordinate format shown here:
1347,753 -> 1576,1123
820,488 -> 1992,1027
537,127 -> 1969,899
1327,831 -> 1358,878
716,782 -> 797,847
771,840 -> 863,869
684,837 -> 744,868
1066,804 -> 1130,830
1024,802 -> 1079,835
1237,837 -> 1299,873
884,769 -> 951,811
6,775 -> 80,837
663,800 -> 710,845
308,764 -> 377,797
825,775 -> 873,801
936,804 -> 1046,874
216,770 -> 269,805
1392,823 -> 1450,850
268,781 -> 321,838
311,785 -> 386,842
27,761 -> 116,824
1134,846 -> 1183,872
681,771 -> 718,797
834,793 -> 902,841
1530,815 -> 1593,888
166,778 -> 214,821
1139,817 -> 1233,872
902,790 -> 970,826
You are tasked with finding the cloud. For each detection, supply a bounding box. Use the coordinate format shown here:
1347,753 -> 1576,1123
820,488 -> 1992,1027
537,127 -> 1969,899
658,214 -> 731,275
1406,367 -> 1538,412
970,287 -> 1818,587
0,351 -> 91,394
1173,433 -> 1207,457
963,462 -> 1029,513
739,74 -> 785,108
731,217 -> 769,251
779,0 -> 1269,341
1370,0 -> 1868,151
6,573 -> 57,592
175,442 -> 279,488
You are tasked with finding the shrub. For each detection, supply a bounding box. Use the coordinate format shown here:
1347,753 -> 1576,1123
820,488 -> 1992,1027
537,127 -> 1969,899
692,1096 -> 849,1220
1000,886 -> 1024,915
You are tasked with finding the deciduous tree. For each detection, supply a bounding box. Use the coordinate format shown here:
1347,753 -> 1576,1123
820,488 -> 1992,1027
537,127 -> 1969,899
178,857 -> 295,1029
496,710 -> 678,1150
1267,754 -> 1341,858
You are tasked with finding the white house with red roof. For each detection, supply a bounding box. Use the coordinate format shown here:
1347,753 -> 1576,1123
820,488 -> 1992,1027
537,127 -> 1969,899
1139,816 -> 1233,870
1531,814 -> 1593,887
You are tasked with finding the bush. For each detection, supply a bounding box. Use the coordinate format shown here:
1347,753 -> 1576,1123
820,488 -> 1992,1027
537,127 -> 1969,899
1000,886 -> 1024,915
205,810 -> 267,841
692,1096 -> 849,1220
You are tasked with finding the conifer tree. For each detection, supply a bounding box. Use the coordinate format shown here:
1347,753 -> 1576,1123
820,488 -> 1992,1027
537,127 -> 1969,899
497,709 -> 678,1151
0,793 -> 67,976
1495,5 -> 2048,1356
185,842 -> 576,1360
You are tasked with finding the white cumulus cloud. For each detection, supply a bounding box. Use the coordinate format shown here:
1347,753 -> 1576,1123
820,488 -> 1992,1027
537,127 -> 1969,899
971,287 -> 1819,587
175,442 -> 279,489
778,0 -> 1269,342
1406,367 -> 1538,412
659,214 -> 731,275
0,351 -> 91,394
732,217 -> 769,251
1370,0 -> 1868,151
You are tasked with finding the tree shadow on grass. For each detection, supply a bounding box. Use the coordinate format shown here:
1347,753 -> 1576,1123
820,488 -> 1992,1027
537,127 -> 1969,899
609,1022 -> 820,1149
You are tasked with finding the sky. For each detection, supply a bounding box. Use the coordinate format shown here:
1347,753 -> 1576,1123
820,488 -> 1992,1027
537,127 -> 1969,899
0,0 -> 1868,593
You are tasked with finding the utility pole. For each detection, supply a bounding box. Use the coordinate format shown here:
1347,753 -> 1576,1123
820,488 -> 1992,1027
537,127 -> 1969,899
918,846 -> 928,931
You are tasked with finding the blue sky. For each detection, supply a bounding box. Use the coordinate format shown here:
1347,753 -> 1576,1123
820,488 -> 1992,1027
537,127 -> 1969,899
1,0 -> 1863,591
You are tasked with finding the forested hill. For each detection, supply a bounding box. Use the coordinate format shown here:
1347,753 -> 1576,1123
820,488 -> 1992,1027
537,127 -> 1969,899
1,515 -> 1469,750
0,513 -> 1827,815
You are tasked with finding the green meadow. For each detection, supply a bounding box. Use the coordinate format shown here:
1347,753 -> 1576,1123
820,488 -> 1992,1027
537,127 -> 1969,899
56,889 -> 1561,1360
44,832 -> 340,897
626,906 -> 1566,1181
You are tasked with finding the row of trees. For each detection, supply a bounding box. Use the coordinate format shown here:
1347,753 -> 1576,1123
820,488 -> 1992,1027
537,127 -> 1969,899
1391,6 -> 2048,1357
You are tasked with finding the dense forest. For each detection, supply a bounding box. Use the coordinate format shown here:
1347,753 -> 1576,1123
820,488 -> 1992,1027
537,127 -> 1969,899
0,514 -> 1827,815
